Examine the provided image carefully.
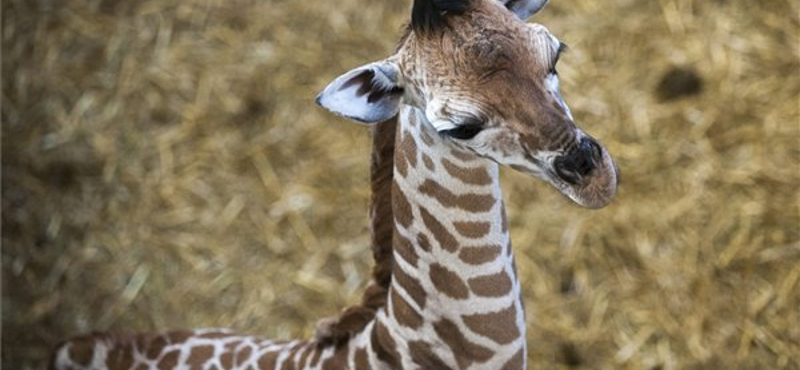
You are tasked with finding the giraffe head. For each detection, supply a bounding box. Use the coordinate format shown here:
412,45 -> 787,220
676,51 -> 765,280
318,0 -> 618,209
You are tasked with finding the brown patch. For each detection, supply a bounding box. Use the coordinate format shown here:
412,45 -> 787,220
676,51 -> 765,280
281,343 -> 305,370
393,265 -> 427,308
422,153 -> 435,170
392,181 -> 413,228
417,233 -> 432,252
395,146 -> 408,177
166,330 -> 192,344
236,346 -> 253,366
354,347 -> 370,370
453,221 -> 491,238
321,345 -> 348,370
500,348 -> 525,370
258,351 -> 279,369
442,158 -> 492,185
401,131 -> 419,169
224,340 -> 241,352
371,321 -> 401,368
450,148 -> 477,162
418,179 -> 495,212
433,318 -> 495,368
220,350 -> 234,369
187,345 -> 215,366
394,232 -> 419,267
429,263 -> 470,299
145,335 -> 169,359
419,206 -> 458,252
309,345 -> 323,367
462,303 -> 521,344
459,245 -> 502,265
157,350 -> 180,370
420,125 -> 435,146
106,345 -> 134,370
66,338 -> 94,367
468,270 -> 513,297
391,288 -> 423,329
408,340 -> 455,370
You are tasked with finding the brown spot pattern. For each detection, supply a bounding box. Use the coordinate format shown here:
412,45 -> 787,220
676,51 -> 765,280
420,125 -> 435,146
459,245 -> 502,265
166,330 -> 192,344
309,345 -> 322,367
392,181 -> 413,228
419,206 -> 458,252
258,351 -> 279,369
442,158 -> 492,185
417,233 -> 432,252
187,345 -> 215,367
453,221 -> 491,238
393,265 -> 427,308
401,131 -> 418,169
372,322 -> 401,369
462,303 -> 520,344
395,149 -> 408,178
106,346 -> 134,370
391,288 -> 423,329
468,270 -> 513,297
145,335 -> 169,359
429,263 -> 470,299
433,318 -> 495,369
321,345 -> 348,370
422,153 -> 435,171
157,350 -> 180,370
450,148 -> 477,162
220,350 -> 234,369
419,179 -> 495,213
354,347 -> 370,370
235,346 -> 252,366
394,233 -> 419,267
298,345 -> 313,368
408,340 -> 455,370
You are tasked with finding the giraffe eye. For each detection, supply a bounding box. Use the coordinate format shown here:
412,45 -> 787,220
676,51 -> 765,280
441,123 -> 483,140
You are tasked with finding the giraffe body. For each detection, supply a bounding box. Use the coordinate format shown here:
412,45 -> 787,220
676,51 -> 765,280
52,0 -> 619,369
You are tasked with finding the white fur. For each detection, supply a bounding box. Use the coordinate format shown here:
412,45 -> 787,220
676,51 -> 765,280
317,61 -> 402,124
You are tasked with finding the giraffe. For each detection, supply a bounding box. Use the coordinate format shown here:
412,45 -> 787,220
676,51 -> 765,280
50,0 -> 619,369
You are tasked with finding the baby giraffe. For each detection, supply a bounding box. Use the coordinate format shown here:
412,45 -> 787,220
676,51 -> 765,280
51,0 -> 618,369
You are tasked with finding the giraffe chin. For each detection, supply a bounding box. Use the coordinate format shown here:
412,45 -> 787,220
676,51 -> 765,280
553,149 -> 619,209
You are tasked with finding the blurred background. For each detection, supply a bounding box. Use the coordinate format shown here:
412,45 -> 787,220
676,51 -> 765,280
2,0 -> 798,369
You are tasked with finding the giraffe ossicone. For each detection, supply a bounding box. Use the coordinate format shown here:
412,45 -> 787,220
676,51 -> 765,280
52,0 -> 618,369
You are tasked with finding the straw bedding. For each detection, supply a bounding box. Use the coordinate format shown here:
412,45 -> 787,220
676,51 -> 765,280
2,0 -> 798,369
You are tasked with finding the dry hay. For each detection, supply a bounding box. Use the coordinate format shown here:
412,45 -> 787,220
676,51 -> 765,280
2,0 -> 798,369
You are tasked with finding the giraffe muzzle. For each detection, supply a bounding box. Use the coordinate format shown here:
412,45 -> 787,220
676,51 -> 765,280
553,137 -> 602,184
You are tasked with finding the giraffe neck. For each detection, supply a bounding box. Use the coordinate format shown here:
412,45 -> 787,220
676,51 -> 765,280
51,107 -> 528,370
373,106 -> 527,370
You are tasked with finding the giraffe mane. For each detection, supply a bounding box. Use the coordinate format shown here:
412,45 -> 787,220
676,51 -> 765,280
411,0 -> 474,35
313,117 -> 397,346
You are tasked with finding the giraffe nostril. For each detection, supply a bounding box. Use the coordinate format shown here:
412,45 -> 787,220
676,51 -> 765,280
580,137 -> 603,164
553,138 -> 600,184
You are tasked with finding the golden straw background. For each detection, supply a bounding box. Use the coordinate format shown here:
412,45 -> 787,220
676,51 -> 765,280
3,0 -> 799,369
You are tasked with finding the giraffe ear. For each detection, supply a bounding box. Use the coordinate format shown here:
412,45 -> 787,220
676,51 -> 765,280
498,0 -> 549,20
316,61 -> 404,124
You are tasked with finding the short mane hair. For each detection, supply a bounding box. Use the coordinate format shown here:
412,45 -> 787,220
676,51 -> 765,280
411,0 -> 473,35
